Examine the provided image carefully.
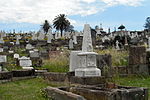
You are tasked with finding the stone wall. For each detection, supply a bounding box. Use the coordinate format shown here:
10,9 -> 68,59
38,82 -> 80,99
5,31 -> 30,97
129,46 -> 146,65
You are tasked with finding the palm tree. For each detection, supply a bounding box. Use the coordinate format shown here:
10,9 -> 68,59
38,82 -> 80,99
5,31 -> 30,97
53,14 -> 70,37
42,20 -> 51,34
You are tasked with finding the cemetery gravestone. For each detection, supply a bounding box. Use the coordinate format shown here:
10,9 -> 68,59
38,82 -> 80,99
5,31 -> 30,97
0,48 -> 3,52
128,46 -> 148,75
38,29 -> 45,40
26,44 -> 34,50
69,51 -> 81,72
47,29 -> 53,43
0,37 -> 4,44
30,51 -> 39,58
69,38 -> 73,49
75,24 -> 101,77
16,35 -> 21,45
14,53 -> 20,59
19,56 -> 32,68
32,32 -> 38,40
0,55 -> 7,63
116,40 -> 120,50
9,50 -> 14,54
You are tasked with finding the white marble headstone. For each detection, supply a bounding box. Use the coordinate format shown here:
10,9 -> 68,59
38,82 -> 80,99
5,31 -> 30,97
14,54 -> 20,59
82,24 -> 93,52
26,44 -> 34,50
74,24 -> 101,77
19,56 -> 32,67
47,29 -> 53,43
0,48 -> 3,52
38,29 -> 45,40
9,50 -> 14,53
73,35 -> 77,44
0,55 -> 7,63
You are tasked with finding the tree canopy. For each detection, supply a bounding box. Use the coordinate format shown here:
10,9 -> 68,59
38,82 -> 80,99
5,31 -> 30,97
53,14 -> 70,37
144,17 -> 150,30
42,20 -> 51,34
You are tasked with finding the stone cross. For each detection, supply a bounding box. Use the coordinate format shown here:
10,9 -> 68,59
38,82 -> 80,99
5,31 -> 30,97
82,24 -> 93,52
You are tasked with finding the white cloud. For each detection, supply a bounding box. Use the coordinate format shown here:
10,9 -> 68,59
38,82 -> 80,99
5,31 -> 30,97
0,0 -> 144,24
101,0 -> 144,7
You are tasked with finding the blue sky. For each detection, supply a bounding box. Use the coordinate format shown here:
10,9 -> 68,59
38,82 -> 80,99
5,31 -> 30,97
0,0 -> 149,32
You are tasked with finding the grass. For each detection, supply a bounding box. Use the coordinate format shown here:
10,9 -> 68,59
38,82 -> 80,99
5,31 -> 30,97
0,78 -> 48,100
0,77 -> 66,100
40,48 -> 129,72
41,51 -> 69,72
96,48 -> 129,66
0,76 -> 150,99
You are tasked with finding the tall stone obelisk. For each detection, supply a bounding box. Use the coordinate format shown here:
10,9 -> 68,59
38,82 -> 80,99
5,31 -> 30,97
75,24 -> 101,77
